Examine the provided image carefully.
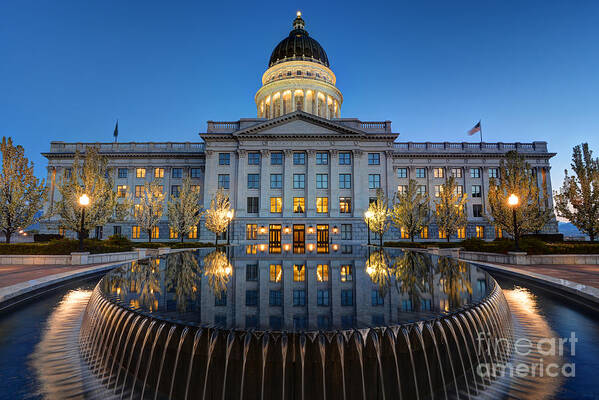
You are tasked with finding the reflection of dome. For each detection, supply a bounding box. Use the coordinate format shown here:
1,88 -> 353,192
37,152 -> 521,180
268,13 -> 329,68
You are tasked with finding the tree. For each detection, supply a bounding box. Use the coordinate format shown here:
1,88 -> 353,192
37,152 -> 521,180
364,189 -> 390,247
133,179 -> 165,243
204,188 -> 232,246
0,137 -> 47,243
390,179 -> 430,242
434,176 -> 468,242
487,151 -> 553,243
167,178 -> 203,243
554,143 -> 599,241
54,146 -> 128,240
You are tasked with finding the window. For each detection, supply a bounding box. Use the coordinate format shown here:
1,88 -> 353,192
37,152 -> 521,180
270,316 -> 282,330
135,185 -> 143,198
270,197 -> 282,213
451,168 -> 463,178
473,204 -> 483,218
420,226 -> 429,239
397,185 -> 408,195
368,153 -> 380,165
293,315 -> 307,329
271,152 -> 283,165
457,227 -> 466,239
470,168 -> 481,178
152,168 -> 163,178
402,300 -> 413,312
293,225 -> 305,254
151,226 -> 159,239
339,174 -> 351,189
118,168 -> 128,179
248,152 -> 260,165
368,174 -> 381,189
293,152 -> 305,165
341,224 -> 352,240
316,197 -> 329,213
489,168 -> 499,179
317,290 -> 331,307
472,185 -> 481,198
172,168 -> 182,178
219,153 -> 230,165
417,185 -> 427,195
317,315 -> 330,329
169,227 -> 178,239
314,174 -> 329,190
117,185 -> 127,197
245,315 -> 258,328
246,264 -> 258,281
215,294 -> 227,306
455,185 -> 464,196
317,225 -> 329,253
341,290 -> 353,306
188,225 -> 198,239
372,290 -> 384,306
293,197 -> 305,213
339,152 -> 351,165
316,152 -> 328,165
269,264 -> 282,282
269,290 -> 282,306
136,168 -> 146,178
317,264 -> 329,282
246,224 -> 258,240
339,197 -> 352,213
397,168 -> 408,178
339,265 -> 353,282
433,168 -> 444,178
270,174 -> 282,189
434,185 -> 443,198
113,226 -> 121,236
63,168 -> 72,178
293,174 -> 305,189
341,315 -> 355,329
247,197 -> 259,213
438,229 -> 447,239
269,224 -> 281,253
246,290 -> 258,306
171,185 -> 181,197
132,226 -> 140,239
247,174 -> 260,189
476,225 -> 485,239
246,244 -> 258,254
416,168 -> 426,178
190,168 -> 201,178
293,290 -> 306,306
293,264 -> 305,282
133,204 -> 142,218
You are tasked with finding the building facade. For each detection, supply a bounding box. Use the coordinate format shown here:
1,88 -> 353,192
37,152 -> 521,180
40,13 -> 557,246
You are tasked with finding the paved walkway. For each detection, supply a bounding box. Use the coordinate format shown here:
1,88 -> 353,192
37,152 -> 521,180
502,263 -> 599,290
0,264 -> 101,289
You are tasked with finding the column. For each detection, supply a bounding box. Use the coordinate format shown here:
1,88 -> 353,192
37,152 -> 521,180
291,91 -> 296,112
329,150 -> 339,217
306,150 -> 317,217
236,150 -> 247,215
259,150 -> 270,216
283,150 -> 293,217
326,96 -> 330,119
353,150 -> 367,217
385,151 -> 394,198
279,93 -> 283,117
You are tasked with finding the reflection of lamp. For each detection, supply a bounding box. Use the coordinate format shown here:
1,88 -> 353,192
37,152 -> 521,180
283,226 -> 291,234
332,226 -> 338,234
259,244 -> 267,252
508,194 -> 520,251
259,226 -> 267,234
307,226 -> 315,234
332,243 -> 339,251
283,243 -> 291,251
78,194 -> 90,251
307,243 -> 315,252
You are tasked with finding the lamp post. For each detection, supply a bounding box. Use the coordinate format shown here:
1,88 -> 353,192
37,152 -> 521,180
508,194 -> 520,251
226,209 -> 235,246
364,210 -> 373,246
78,194 -> 90,251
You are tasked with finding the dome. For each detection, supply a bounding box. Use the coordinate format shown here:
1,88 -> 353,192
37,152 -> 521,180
268,13 -> 330,68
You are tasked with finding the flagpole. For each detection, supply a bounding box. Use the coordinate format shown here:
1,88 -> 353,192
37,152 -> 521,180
479,120 -> 483,143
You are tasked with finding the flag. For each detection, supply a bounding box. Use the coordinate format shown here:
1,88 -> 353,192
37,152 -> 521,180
467,121 -> 481,135
113,120 -> 119,142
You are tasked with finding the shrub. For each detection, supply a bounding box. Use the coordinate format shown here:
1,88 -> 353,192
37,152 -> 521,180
33,233 -> 64,242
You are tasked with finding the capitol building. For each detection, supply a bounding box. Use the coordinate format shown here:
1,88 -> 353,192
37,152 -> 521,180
40,13 -> 558,248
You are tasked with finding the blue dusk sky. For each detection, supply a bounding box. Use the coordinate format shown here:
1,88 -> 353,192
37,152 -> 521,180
1,0 -> 598,189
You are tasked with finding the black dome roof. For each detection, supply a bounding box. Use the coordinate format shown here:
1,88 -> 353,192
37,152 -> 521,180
268,14 -> 329,68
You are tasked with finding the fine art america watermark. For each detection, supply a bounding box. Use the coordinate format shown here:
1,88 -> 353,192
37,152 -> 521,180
475,331 -> 577,378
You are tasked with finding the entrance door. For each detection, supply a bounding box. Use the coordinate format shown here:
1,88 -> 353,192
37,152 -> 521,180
269,224 -> 281,253
317,224 -> 329,253
293,225 -> 305,254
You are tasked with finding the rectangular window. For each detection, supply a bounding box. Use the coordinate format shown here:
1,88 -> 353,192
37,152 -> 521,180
151,226 -> 159,239
246,315 -> 258,328
154,168 -> 165,178
316,174 -> 328,189
269,224 -> 281,253
470,168 -> 481,178
341,224 -> 352,240
451,168 -> 463,178
368,174 -> 381,189
341,265 -> 353,281
135,185 -> 143,198
293,174 -> 305,189
190,168 -> 201,178
246,244 -> 258,254
293,316 -> 307,330
341,289 -> 353,306
269,264 -> 282,282
293,197 -> 305,213
246,264 -> 258,281
316,197 -> 329,213
219,153 -> 230,165
489,168 -> 499,179
172,168 -> 183,179
271,152 -> 283,165
433,168 -> 444,178
269,290 -> 282,306
188,225 -> 198,239
170,227 -> 178,239
215,294 -> 227,306
368,153 -> 380,165
117,185 -> 127,197
371,290 -> 384,306
316,152 -> 328,165
269,316 -> 282,330
438,229 -> 447,239
293,264 -> 305,282
317,225 -> 329,253
339,173 -> 351,189
293,225 -> 305,254
270,197 -> 282,213
136,168 -> 146,178
341,315 -> 355,329
417,185 -> 427,195
339,197 -> 352,213
317,264 -> 329,282
317,315 -> 330,329
171,185 -> 181,197
400,227 -> 409,239
133,204 -> 142,218
402,300 -> 413,312
420,226 -> 429,239
270,174 -> 282,189
242,196 -> 257,213
455,185 -> 463,196
416,168 -> 426,178
434,185 -> 443,198
246,224 -> 258,239
293,152 -> 305,165
248,152 -> 260,165
472,185 -> 481,198
247,174 -> 260,189
397,168 -> 408,178
63,168 -> 72,178
113,226 -> 121,236
246,290 -> 258,306
132,226 -> 140,239
473,204 -> 483,218
293,290 -> 306,306
317,290 -> 330,306
457,227 -> 466,239
397,185 -> 408,195
476,225 -> 485,239
118,168 -> 128,179
339,152 -> 351,165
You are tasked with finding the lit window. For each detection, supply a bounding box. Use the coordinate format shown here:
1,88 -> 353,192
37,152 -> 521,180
135,185 -> 143,198
188,225 -> 198,239
316,197 -> 328,213
246,224 -> 257,239
293,174 -> 305,189
454,185 -> 463,196
495,227 -> 502,238
219,153 -> 230,165
340,265 -> 353,282
397,168 -> 407,178
339,197 -> 352,213
451,168 -> 462,178
269,264 -> 282,282
136,168 -> 146,178
270,197 -> 282,213
293,197 -> 305,213
368,174 -> 381,189
434,185 -> 443,198
397,185 -> 407,195
316,174 -> 328,189
154,168 -> 164,178
420,226 -> 429,239
339,174 -> 351,189
317,264 -> 329,282
476,225 -> 485,239
246,244 -> 258,254
433,168 -> 444,178
293,264 -> 305,282
457,227 -> 466,239
151,226 -> 159,239
169,227 -> 178,239
438,229 -> 447,239
368,153 -> 380,165
400,227 -> 409,239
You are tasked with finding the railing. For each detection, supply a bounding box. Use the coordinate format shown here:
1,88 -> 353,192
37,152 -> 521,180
49,142 -> 205,153
206,121 -> 241,133
392,142 -> 548,153
359,121 -> 392,133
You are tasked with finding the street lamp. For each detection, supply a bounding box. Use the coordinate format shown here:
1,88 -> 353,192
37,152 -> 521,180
78,194 -> 90,251
226,209 -> 235,246
508,194 -> 520,251
364,210 -> 373,246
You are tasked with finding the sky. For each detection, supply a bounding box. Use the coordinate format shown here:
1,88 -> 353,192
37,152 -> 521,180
1,0 -> 598,190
